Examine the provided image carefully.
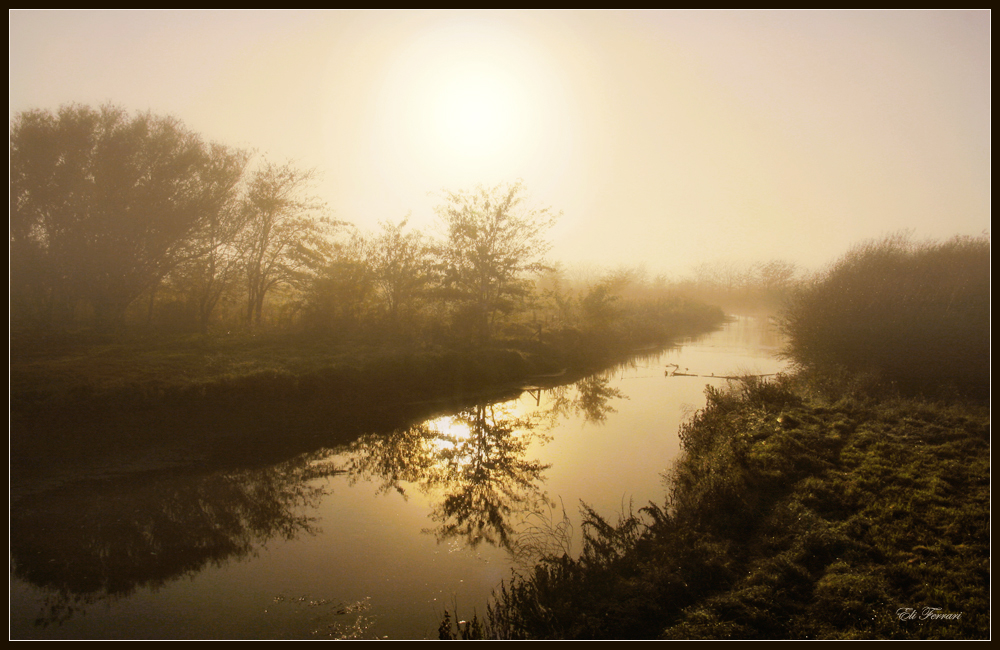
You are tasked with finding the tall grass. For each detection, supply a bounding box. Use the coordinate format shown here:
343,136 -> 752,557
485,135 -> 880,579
780,233 -> 989,399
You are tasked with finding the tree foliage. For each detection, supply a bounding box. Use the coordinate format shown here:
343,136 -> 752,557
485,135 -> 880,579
10,104 -> 247,329
159,147 -> 253,332
301,228 -> 377,336
435,180 -> 560,340
369,218 -> 436,332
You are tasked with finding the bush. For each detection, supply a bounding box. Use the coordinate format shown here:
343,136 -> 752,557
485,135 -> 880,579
781,233 -> 989,399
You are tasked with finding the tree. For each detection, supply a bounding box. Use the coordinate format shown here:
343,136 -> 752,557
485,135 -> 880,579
368,218 -> 435,335
580,276 -> 624,333
302,228 -> 377,336
752,259 -> 798,309
237,161 -> 333,327
162,155 -> 252,332
435,181 -> 559,341
10,104 -> 247,329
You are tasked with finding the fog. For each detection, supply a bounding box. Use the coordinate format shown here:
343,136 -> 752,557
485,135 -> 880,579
10,9 -> 990,275
11,11 -> 991,640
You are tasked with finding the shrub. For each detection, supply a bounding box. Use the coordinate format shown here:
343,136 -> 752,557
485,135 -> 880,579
780,233 -> 989,398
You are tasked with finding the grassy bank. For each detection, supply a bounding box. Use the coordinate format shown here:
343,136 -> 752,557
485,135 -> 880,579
10,305 -> 724,481
446,375 -> 989,639
10,305 -> 722,415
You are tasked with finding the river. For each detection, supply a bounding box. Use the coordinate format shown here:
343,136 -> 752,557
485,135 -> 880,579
9,315 -> 787,640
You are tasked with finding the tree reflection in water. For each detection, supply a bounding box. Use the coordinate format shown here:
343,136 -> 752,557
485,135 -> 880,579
428,405 -> 554,548
345,403 -> 552,549
344,373 -> 626,555
540,372 -> 626,425
12,372 -> 627,630
11,450 -> 341,628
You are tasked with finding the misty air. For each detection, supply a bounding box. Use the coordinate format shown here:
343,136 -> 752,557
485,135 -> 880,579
9,10 -> 989,640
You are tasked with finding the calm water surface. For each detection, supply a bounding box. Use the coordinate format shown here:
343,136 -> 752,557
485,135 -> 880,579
10,315 -> 786,639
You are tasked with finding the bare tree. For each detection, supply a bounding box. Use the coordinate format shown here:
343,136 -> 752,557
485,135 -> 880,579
238,161 -> 334,327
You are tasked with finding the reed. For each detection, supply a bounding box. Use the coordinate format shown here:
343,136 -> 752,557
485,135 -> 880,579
780,233 -> 989,399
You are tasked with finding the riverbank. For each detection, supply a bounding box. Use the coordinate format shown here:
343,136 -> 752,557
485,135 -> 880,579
10,303 -> 726,414
451,374 -> 990,640
10,309 -> 725,488
13,308 -> 744,640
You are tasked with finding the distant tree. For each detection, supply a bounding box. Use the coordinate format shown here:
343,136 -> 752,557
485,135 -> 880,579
368,218 -> 436,334
162,145 -> 253,332
535,264 -> 577,327
10,104 -> 247,329
303,228 -> 376,336
435,181 -> 559,341
237,161 -> 334,327
683,259 -> 799,313
753,259 -> 797,291
580,278 -> 623,333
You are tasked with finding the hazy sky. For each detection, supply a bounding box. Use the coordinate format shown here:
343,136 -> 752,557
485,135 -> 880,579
9,10 -> 991,276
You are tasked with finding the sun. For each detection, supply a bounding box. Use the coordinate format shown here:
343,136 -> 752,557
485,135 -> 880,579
429,63 -> 525,161
365,18 -> 567,193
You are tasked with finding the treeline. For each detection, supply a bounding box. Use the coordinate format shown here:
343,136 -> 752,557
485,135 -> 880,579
669,259 -> 801,314
10,104 -> 720,348
10,104 -> 330,333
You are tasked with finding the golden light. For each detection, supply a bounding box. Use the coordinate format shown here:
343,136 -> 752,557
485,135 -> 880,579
363,17 -> 576,198
426,415 -> 471,454
429,64 -> 525,161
